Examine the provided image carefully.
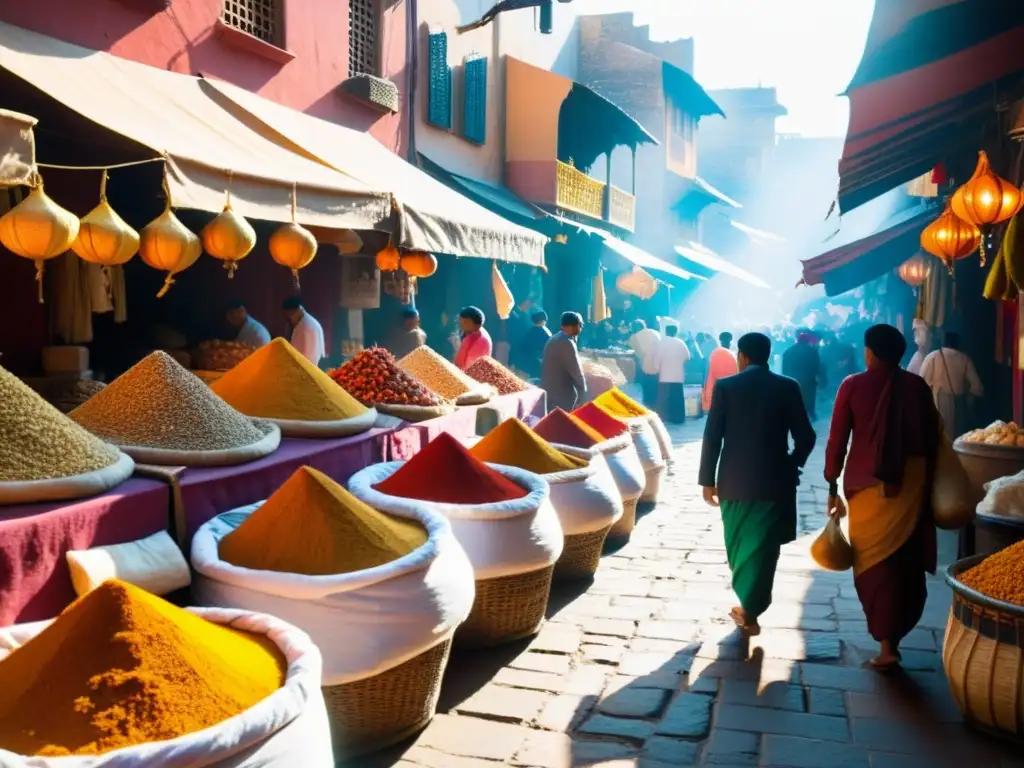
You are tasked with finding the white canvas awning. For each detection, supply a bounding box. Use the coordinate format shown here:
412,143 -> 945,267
675,243 -> 771,289
0,21 -> 391,230
0,108 -> 35,188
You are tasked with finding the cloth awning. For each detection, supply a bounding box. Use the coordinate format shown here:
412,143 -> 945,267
0,21 -> 391,229
203,79 -> 547,267
674,243 -> 771,289
663,63 -> 724,121
590,231 -> 696,283
729,220 -> 786,244
838,0 -> 1024,214
800,205 -> 936,296
0,109 -> 35,187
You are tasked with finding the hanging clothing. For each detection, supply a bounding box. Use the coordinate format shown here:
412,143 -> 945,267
289,311 -> 326,366
702,346 -> 738,412
918,347 -> 982,439
721,498 -> 796,619
454,327 -> 493,370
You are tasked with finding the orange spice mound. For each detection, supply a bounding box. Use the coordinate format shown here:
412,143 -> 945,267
470,418 -> 586,475
533,408 -> 605,449
573,402 -> 630,439
0,580 -> 285,757
960,540 -> 1024,605
220,466 -> 427,575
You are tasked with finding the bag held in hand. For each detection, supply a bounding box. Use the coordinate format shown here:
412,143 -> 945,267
810,518 -> 854,572
931,430 -> 976,530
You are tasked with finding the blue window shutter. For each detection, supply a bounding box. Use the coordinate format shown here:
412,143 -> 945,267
427,30 -> 452,130
539,1 -> 553,34
462,55 -> 487,145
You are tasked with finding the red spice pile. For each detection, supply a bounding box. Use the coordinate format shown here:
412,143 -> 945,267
533,408 -> 605,449
327,348 -> 442,406
373,432 -> 528,503
465,356 -> 528,395
573,402 -> 629,439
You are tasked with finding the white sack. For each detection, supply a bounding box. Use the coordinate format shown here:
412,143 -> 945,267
348,463 -> 563,581
643,412 -> 674,465
978,469 -> 1024,519
66,530 -> 190,597
545,452 -> 623,536
192,503 -> 474,686
552,434 -> 645,503
0,608 -> 332,768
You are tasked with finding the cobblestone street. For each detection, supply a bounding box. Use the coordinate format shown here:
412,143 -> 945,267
365,416 -> 1023,768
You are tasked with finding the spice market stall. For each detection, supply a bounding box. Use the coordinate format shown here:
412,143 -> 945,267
575,402 -> 667,504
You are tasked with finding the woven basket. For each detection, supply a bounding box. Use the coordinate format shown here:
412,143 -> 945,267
456,565 -> 554,649
554,524 -> 611,581
323,637 -> 453,759
609,497 -> 638,540
943,555 -> 1024,741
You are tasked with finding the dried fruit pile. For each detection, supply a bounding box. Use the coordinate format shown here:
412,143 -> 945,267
398,346 -> 483,400
328,347 -> 444,407
466,355 -> 528,395
195,340 -> 255,372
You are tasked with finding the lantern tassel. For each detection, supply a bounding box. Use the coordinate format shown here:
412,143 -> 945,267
292,268 -> 301,290
980,237 -> 987,268
224,260 -> 238,279
34,260 -> 44,304
156,274 -> 175,299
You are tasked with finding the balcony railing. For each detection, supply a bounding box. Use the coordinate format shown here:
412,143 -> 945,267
606,184 -> 636,232
556,160 -> 605,220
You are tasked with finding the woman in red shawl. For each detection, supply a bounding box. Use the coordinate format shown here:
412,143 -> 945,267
824,324 -> 939,669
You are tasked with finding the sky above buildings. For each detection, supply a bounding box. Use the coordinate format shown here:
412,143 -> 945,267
580,0 -> 876,138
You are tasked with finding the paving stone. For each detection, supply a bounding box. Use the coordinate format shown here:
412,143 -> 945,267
568,740 -> 639,765
762,735 -> 869,768
607,671 -> 684,694
636,620 -> 703,641
599,687 -> 670,718
456,684 -> 552,722
845,690 -> 961,724
577,713 -> 657,742
682,673 -> 719,694
493,667 -> 567,693
562,665 -> 609,696
868,753 -> 940,768
654,692 -> 714,738
537,693 -> 594,731
800,662 -> 881,693
703,728 -> 759,766
807,687 -> 846,717
511,651 -> 574,675
719,679 -> 805,712
581,618 -> 638,637
631,636 -> 693,653
642,736 -> 702,765
583,643 -> 624,664
715,704 -> 849,742
619,650 -> 695,676
403,747 -> 505,768
418,715 -> 532,761
688,656 -> 798,684
531,624 -> 583,654
750,629 -> 841,661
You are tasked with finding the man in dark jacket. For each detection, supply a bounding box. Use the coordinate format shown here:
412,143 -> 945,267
519,310 -> 552,380
699,332 -> 816,635
782,329 -> 825,420
542,311 -> 587,411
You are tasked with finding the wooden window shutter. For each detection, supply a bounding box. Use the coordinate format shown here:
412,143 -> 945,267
427,30 -> 452,130
462,55 -> 487,145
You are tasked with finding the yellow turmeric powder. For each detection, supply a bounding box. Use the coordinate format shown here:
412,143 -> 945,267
211,337 -> 367,421
0,579 -> 285,756
594,387 -> 650,418
220,466 -> 427,575
471,418 -> 587,474
959,539 -> 1024,605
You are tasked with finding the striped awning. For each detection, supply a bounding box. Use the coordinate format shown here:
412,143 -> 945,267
838,0 -> 1024,214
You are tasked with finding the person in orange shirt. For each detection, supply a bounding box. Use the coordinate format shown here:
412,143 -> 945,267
702,332 -> 739,413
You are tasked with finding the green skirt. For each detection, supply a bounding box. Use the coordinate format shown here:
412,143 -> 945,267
720,498 -> 796,619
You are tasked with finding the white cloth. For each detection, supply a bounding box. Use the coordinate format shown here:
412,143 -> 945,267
290,312 -> 325,365
66,530 -> 190,597
907,349 -> 926,376
919,347 -> 983,396
629,328 -> 661,375
653,335 -> 691,384
237,315 -> 271,349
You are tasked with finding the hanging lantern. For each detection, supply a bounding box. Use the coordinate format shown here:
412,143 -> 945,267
140,180 -> 202,298
616,267 -> 658,300
269,185 -> 318,288
896,252 -> 930,288
400,250 -> 438,278
71,170 -> 139,267
920,203 -> 981,273
201,182 -> 256,278
950,150 -> 1024,265
375,241 -> 401,271
335,229 -> 363,255
0,181 -> 80,303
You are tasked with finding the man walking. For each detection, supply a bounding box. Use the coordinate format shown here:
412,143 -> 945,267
542,311 -> 587,411
782,329 -> 825,420
702,331 -> 739,413
628,319 -> 660,406
699,332 -> 816,635
653,324 -> 690,423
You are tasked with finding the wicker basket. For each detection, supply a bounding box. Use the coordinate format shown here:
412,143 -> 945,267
456,565 -> 554,649
554,524 -> 612,581
609,497 -> 638,540
323,637 -> 453,759
943,555 -> 1024,741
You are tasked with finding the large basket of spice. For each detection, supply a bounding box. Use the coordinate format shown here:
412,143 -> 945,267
594,387 -> 674,466
470,418 -> 623,581
210,338 -> 378,438
943,541 -> 1024,742
349,433 -> 563,648
192,466 -> 473,760
328,348 -> 454,423
575,402 -> 666,504
536,409 -> 646,541
0,580 -> 332,767
399,346 -> 496,406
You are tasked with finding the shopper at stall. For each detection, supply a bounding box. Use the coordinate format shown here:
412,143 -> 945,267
824,324 -> 939,670
542,311 -> 587,411
653,324 -> 690,423
389,308 -> 427,359
226,300 -> 271,349
454,306 -> 493,370
699,332 -> 816,636
282,296 -> 326,367
628,319 -> 661,406
702,331 -> 739,412
918,331 -> 982,438
519,310 -> 552,380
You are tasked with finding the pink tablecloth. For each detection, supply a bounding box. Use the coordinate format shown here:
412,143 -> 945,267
413,388 -> 548,442
0,478 -> 170,626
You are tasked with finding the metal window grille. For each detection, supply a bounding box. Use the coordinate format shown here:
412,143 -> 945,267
462,55 -> 487,145
349,0 -> 378,76
222,0 -> 280,44
427,30 -> 452,130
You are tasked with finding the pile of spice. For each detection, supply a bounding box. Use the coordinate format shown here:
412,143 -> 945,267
399,346 -> 485,401
533,408 -> 605,449
465,356 -> 528,395
328,348 -> 443,407
194,340 -> 255,372
70,351 -> 272,452
0,579 -> 285,757
220,466 -> 427,575
471,418 -> 587,475
959,540 -> 1024,604
573,402 -> 630,439
0,365 -> 121,483
374,432 -> 528,504
594,388 -> 649,418
211,338 -> 368,422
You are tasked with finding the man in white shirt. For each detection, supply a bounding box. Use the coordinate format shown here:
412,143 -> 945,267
653,324 -> 690,423
919,331 -> 982,437
282,296 -> 326,367
628,319 -> 661,406
225,300 -> 271,349
906,322 -> 932,376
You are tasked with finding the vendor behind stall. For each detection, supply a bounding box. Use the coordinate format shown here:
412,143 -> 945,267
282,296 -> 326,367
389,308 -> 427,359
454,306 -> 493,370
225,300 -> 271,349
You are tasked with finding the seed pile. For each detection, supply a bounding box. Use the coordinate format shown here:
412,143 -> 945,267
211,338 -> 368,422
0,579 -> 285,757
534,408 -> 606,449
594,387 -> 649,418
195,340 -> 254,372
471,418 -> 586,475
399,346 -> 482,400
960,540 -> 1024,605
70,351 -> 270,452
573,402 -> 629,439
221,466 -> 427,575
466,356 -> 528,395
328,347 -> 443,406
0,365 -> 120,483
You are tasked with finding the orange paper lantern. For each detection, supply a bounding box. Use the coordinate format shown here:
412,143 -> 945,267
920,204 -> 981,273
896,252 -> 930,288
399,251 -> 438,278
375,242 -> 401,272
951,151 -> 1024,227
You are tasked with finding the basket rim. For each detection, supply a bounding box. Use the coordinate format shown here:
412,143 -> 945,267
945,554 -> 1024,618
953,437 -> 1024,456
974,509 -> 1024,529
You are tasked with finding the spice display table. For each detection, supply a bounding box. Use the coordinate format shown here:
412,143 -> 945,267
0,478 -> 170,626
413,389 -> 547,442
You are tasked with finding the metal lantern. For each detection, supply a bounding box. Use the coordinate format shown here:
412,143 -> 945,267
920,203 -> 981,273
951,150 -> 1024,265
897,253 -> 930,287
